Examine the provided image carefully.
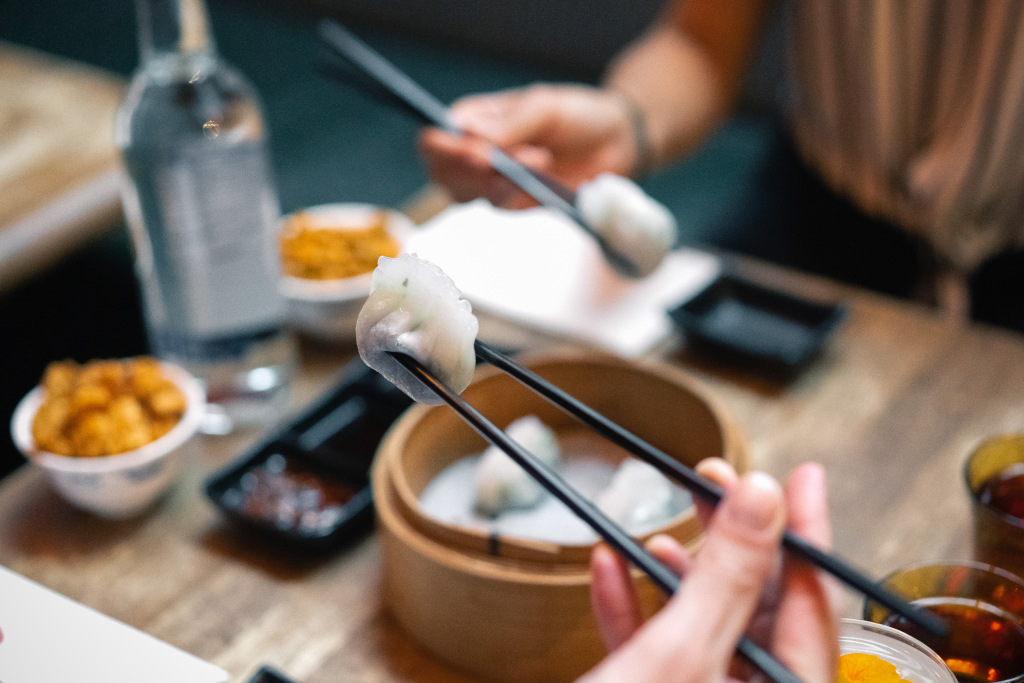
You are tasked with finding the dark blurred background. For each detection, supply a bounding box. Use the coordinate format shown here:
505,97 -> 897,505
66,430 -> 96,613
0,0 -> 782,478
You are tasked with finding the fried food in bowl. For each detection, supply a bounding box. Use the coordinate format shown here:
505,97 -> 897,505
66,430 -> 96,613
280,208 -> 400,280
31,357 -> 189,457
278,203 -> 415,342
11,357 -> 205,518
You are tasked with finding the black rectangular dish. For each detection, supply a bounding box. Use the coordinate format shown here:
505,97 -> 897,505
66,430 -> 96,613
668,272 -> 848,376
205,357 -> 413,548
247,665 -> 301,683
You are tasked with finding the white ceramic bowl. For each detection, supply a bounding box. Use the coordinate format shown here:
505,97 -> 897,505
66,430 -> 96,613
10,362 -> 206,519
278,203 -> 416,342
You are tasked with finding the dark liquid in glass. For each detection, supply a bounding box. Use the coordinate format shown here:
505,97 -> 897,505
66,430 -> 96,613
978,464 -> 1024,521
883,598 -> 1024,682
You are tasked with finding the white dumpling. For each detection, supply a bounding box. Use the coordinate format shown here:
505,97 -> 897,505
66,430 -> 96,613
474,415 -> 560,517
356,253 -> 479,404
596,459 -> 677,533
575,173 -> 678,277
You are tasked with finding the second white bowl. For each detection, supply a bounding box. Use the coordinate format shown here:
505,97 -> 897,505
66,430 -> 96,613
278,203 -> 415,342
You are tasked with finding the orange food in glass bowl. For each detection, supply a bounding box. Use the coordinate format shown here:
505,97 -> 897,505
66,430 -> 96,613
838,653 -> 912,683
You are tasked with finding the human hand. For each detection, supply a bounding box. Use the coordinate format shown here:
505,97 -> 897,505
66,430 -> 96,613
579,460 -> 841,683
417,84 -> 642,209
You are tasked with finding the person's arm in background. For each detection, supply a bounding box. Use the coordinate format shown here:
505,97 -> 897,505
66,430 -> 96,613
417,0 -> 769,207
605,0 -> 768,173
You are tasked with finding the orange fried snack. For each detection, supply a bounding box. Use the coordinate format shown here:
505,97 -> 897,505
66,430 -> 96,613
30,357 -> 187,457
838,653 -> 913,683
279,210 -> 400,280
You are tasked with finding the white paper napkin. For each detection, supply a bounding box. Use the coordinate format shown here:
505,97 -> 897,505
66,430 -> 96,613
405,200 -> 720,357
0,565 -> 229,683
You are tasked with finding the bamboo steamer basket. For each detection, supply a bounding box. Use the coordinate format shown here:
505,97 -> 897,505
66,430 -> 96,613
373,349 -> 749,682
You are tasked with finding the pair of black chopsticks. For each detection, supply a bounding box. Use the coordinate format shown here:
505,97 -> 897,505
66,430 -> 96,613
315,19 -> 642,278
389,340 -> 948,683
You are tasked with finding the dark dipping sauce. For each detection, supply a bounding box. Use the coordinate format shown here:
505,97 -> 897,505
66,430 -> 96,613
221,453 -> 358,534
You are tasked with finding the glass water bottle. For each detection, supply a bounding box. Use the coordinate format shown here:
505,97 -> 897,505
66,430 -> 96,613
115,0 -> 297,434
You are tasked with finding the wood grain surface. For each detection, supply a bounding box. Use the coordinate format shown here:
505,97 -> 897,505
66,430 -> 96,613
2,250 -> 1023,682
0,42 -> 125,291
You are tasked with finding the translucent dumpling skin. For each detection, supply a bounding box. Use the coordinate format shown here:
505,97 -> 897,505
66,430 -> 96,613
356,253 -> 479,404
474,415 -> 561,517
596,459 -> 677,533
576,173 -> 678,277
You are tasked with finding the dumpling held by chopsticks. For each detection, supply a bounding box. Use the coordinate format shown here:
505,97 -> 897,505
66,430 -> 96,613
356,253 -> 479,404
576,173 -> 677,277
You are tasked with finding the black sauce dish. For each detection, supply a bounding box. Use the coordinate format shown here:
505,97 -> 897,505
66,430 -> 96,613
247,665 -> 302,683
205,357 -> 412,549
668,272 -> 848,377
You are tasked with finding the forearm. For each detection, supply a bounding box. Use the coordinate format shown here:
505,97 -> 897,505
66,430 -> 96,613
603,0 -> 768,170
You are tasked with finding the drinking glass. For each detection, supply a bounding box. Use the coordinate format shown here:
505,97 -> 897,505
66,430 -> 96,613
963,434 -> 1024,581
863,561 -> 1024,682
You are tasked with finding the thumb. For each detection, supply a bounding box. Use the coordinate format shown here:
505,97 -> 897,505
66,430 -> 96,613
660,472 -> 786,670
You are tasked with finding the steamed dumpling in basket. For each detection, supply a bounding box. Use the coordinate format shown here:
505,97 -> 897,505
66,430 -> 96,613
474,415 -> 560,517
596,459 -> 682,534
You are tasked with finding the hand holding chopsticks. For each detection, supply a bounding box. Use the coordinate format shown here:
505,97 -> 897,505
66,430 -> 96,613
315,19 -> 645,278
583,463 -> 835,683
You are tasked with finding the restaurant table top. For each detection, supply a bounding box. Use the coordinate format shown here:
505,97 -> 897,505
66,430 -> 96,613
3,230 -> 1023,681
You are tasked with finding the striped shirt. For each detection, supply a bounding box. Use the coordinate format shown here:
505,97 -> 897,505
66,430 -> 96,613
782,0 -> 1024,270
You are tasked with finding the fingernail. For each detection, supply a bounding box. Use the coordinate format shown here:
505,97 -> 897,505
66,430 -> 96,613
727,472 -> 781,531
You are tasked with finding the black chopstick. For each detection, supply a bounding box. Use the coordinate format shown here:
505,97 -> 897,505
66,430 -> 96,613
315,23 -> 459,134
388,351 -> 805,683
315,19 -> 641,278
472,339 -> 950,639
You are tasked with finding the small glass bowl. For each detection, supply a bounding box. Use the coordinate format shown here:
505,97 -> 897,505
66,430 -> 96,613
839,618 -> 957,683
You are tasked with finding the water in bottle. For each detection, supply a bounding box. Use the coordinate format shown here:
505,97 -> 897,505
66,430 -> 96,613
116,0 -> 297,434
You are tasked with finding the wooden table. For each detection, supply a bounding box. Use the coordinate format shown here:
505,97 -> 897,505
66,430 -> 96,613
0,42 -> 126,294
3,252 -> 1024,682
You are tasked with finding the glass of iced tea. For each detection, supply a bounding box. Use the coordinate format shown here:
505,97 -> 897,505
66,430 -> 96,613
964,434 -> 1024,581
863,561 -> 1024,682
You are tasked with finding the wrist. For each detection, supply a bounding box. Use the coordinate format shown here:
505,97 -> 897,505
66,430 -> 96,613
612,91 -> 654,178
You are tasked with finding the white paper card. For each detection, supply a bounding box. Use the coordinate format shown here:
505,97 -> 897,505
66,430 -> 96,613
0,565 -> 229,683
405,200 -> 720,357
